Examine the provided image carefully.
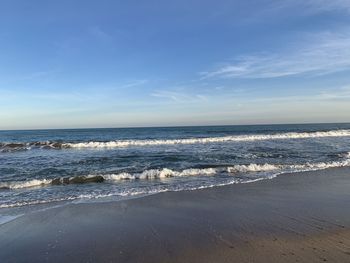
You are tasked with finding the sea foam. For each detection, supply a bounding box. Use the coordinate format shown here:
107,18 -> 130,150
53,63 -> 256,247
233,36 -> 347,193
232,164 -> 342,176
1,129 -> 349,152
1,158 -> 349,190
101,159 -> 350,181
65,129 -> 350,149
0,179 -> 51,190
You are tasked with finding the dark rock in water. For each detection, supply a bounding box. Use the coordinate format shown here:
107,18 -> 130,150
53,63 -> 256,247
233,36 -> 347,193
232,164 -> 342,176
51,178 -> 64,185
32,141 -> 45,146
51,178 -> 60,185
5,143 -> 24,148
62,177 -> 70,184
51,176 -> 104,185
69,176 -> 104,184
51,177 -> 71,185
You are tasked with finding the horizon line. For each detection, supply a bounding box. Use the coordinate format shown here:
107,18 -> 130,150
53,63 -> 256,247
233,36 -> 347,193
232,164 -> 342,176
0,121 -> 349,132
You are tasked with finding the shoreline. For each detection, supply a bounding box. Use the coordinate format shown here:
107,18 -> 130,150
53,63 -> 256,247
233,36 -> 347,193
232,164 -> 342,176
1,167 -> 350,262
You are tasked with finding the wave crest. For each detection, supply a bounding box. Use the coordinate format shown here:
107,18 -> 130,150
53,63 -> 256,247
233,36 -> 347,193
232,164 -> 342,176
1,158 -> 349,190
0,141 -> 66,152
66,129 -> 350,149
1,130 -> 350,152
0,179 -> 51,190
0,176 -> 104,190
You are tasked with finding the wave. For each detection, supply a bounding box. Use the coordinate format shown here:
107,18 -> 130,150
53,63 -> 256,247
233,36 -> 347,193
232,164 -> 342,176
0,176 -> 105,190
65,129 -> 350,148
102,159 -> 350,180
1,157 -> 350,208
0,190 -> 165,208
103,167 -> 218,180
1,129 -> 350,152
0,141 -> 66,152
0,179 -> 52,190
2,157 -> 349,190
0,197 -> 78,209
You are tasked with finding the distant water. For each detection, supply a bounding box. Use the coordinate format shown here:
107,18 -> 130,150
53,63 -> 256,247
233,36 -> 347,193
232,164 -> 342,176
1,123 -> 350,214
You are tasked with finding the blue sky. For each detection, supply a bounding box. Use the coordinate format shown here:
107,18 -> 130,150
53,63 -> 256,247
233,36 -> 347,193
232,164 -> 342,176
1,0 -> 350,129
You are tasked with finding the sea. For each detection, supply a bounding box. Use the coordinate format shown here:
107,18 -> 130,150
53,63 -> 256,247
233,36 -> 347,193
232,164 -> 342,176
1,123 -> 350,222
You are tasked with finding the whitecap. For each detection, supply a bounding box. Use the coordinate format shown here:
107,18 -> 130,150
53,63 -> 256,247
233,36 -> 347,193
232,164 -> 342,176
65,129 -> 350,149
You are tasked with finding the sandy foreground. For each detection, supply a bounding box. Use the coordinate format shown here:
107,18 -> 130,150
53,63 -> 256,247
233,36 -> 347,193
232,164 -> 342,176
1,167 -> 350,262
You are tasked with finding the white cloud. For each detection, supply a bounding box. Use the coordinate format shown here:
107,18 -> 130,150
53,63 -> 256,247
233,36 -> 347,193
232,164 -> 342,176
201,32 -> 350,79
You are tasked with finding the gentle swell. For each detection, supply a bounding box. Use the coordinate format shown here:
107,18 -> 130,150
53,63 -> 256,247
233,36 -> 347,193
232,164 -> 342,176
2,157 -> 349,190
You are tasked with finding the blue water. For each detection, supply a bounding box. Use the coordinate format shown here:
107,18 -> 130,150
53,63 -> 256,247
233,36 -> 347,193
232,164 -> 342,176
1,123 -> 350,213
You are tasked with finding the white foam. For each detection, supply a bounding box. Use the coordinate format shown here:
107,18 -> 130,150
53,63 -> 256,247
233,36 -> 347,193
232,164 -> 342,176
102,167 -> 218,181
0,179 -> 51,190
2,158 -> 350,191
227,163 -> 280,173
229,159 -> 350,174
99,159 -> 350,181
65,129 -> 350,149
0,196 -> 77,209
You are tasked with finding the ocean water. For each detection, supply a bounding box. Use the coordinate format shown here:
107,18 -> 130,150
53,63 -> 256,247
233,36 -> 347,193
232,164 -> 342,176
1,123 -> 350,215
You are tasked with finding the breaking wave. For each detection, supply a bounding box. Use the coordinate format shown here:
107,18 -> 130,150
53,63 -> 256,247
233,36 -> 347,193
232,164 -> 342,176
0,141 -> 66,152
0,176 -> 104,190
1,129 -> 350,152
101,159 -> 350,180
56,129 -> 350,148
2,157 -> 349,190
0,179 -> 52,190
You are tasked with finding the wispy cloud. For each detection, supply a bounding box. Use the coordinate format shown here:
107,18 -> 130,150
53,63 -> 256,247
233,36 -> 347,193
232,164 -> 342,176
239,0 -> 350,26
151,90 -> 207,103
22,70 -> 59,80
88,26 -> 113,42
279,0 -> 350,14
318,85 -> 350,100
201,32 -> 350,79
118,79 -> 148,89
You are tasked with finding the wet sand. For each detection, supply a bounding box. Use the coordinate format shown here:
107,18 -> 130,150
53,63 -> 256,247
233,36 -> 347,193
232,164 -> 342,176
1,167 -> 350,262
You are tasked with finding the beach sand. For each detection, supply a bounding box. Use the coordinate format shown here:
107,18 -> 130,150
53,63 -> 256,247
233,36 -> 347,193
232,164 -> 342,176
1,167 -> 350,262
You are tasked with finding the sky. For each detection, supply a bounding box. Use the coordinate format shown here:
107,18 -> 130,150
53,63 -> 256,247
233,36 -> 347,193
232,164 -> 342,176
1,0 -> 350,129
